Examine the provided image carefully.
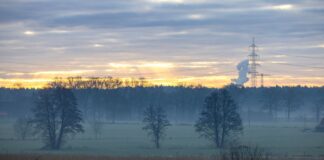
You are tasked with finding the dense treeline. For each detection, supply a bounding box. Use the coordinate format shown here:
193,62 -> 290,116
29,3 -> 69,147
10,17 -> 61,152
0,77 -> 323,123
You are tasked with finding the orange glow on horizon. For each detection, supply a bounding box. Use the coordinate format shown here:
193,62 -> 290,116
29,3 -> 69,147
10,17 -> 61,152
1,76 -> 323,89
2,60 -> 323,89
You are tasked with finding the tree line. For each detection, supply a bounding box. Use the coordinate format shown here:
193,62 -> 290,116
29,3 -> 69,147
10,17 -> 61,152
0,77 -> 323,123
3,78 -> 324,151
13,82 -> 242,150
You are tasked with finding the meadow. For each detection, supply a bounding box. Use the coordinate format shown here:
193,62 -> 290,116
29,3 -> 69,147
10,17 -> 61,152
0,119 -> 323,158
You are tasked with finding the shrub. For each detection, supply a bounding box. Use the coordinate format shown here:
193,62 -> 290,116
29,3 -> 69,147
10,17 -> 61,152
222,145 -> 270,160
13,117 -> 33,140
315,118 -> 324,132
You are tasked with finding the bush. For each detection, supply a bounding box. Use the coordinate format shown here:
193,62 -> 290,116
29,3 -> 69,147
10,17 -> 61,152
90,120 -> 104,139
315,118 -> 324,132
222,145 -> 270,160
13,117 -> 33,140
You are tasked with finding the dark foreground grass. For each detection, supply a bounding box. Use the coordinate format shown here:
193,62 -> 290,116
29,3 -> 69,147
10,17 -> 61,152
0,154 -> 206,160
0,154 -> 323,160
1,122 -> 324,156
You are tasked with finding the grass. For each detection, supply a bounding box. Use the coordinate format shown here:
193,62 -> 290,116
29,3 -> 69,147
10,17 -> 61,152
0,119 -> 324,157
0,154 -> 208,160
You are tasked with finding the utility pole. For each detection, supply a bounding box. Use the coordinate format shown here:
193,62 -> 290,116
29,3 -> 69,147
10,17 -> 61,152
248,37 -> 259,87
259,73 -> 270,88
261,73 -> 264,88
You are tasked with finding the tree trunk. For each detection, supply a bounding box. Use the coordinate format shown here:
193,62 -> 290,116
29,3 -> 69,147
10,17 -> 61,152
214,127 -> 220,147
55,124 -> 65,150
56,111 -> 66,150
48,118 -> 56,149
248,106 -> 251,127
316,106 -> 320,122
269,105 -> 273,120
274,107 -> 278,121
220,127 -> 225,148
111,105 -> 116,124
155,134 -> 160,149
288,106 -> 291,122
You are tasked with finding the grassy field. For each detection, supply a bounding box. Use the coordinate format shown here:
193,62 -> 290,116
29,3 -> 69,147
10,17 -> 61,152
0,154 -> 209,160
0,119 -> 323,158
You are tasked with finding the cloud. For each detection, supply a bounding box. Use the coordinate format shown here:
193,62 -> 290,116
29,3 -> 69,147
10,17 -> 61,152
268,4 -> 294,10
0,0 -> 323,87
23,30 -> 36,35
146,0 -> 207,4
156,31 -> 188,36
148,0 -> 185,4
317,44 -> 324,48
109,62 -> 174,68
273,54 -> 288,58
187,14 -> 205,20
93,44 -> 104,47
2,70 -> 96,79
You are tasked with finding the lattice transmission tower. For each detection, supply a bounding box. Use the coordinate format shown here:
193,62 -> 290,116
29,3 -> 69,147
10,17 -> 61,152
248,37 -> 259,87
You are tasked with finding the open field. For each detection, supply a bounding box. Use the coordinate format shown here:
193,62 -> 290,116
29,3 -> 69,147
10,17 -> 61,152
0,120 -> 324,158
0,154 -> 206,160
1,154 -> 324,160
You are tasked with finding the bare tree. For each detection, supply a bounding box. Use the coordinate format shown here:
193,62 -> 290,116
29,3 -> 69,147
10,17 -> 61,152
313,99 -> 324,122
13,117 -> 33,140
32,85 -> 84,150
283,88 -> 303,121
261,88 -> 281,120
195,89 -> 242,148
90,120 -> 104,139
312,89 -> 324,122
142,105 -> 170,149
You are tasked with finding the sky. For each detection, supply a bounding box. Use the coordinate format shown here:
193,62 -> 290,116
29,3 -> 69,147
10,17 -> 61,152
0,0 -> 323,88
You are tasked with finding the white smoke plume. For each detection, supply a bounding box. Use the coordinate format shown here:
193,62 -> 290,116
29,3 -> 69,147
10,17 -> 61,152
233,59 -> 249,86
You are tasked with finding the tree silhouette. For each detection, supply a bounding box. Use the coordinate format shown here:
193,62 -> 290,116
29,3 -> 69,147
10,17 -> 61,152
195,89 -> 242,148
32,85 -> 84,150
13,117 -> 33,140
313,89 -> 324,122
142,105 -> 170,149
261,87 -> 281,120
90,120 -> 103,139
283,88 -> 303,121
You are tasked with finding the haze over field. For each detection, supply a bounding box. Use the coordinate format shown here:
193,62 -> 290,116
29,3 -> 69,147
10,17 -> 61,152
1,1 -> 324,160
0,0 -> 324,88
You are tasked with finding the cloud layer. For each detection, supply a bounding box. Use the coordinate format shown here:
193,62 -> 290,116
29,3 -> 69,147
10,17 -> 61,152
0,0 -> 324,87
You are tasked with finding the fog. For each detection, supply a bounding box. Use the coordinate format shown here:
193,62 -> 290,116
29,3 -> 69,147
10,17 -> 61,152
1,85 -> 322,123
